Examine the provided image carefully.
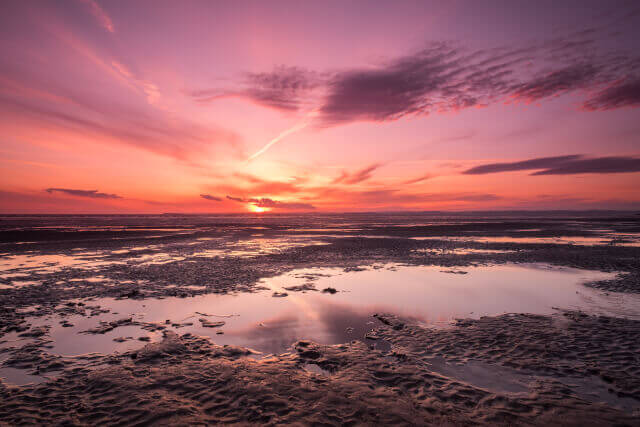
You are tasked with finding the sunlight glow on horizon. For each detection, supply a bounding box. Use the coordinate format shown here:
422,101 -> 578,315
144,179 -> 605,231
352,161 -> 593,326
248,205 -> 270,213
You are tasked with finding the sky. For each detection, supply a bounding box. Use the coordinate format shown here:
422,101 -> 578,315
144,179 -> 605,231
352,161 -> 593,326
1,0 -> 640,213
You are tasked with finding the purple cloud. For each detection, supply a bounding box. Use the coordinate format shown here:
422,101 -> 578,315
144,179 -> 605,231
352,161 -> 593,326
198,30 -> 640,126
463,155 -> 582,175
45,188 -> 122,199
464,155 -> 640,175
583,78 -> 640,110
531,156 -> 640,175
190,66 -> 320,111
510,64 -> 600,102
200,194 -> 222,201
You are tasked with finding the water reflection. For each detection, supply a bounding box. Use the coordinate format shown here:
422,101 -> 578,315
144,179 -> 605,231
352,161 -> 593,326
0,254 -> 122,274
8,263 -> 639,363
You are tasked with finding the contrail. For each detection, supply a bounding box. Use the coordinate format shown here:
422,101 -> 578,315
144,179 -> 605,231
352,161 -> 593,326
246,121 -> 308,162
246,111 -> 317,162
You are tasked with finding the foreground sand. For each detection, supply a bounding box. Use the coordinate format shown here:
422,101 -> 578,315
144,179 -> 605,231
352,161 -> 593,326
1,311 -> 638,425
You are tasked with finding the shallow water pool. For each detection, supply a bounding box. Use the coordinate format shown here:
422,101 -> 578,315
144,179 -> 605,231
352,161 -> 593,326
9,263 -> 640,359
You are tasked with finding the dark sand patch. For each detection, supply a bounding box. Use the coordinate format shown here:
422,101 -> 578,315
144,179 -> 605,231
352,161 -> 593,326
587,271 -> 640,293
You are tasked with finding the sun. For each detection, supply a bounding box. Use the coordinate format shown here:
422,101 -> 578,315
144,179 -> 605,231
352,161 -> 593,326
248,204 -> 269,213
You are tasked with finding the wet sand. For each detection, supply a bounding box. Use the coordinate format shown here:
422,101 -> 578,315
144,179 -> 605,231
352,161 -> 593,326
1,213 -> 639,425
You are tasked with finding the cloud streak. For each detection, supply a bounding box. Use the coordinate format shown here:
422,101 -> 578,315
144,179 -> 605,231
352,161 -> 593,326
78,0 -> 115,33
463,155 -> 582,175
464,155 -> 640,175
332,163 -> 382,185
45,188 -> 122,199
402,173 -> 434,185
531,156 -> 640,175
200,194 -> 222,201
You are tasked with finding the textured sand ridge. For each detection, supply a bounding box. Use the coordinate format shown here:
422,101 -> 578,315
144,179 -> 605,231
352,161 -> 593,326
1,312 -> 639,425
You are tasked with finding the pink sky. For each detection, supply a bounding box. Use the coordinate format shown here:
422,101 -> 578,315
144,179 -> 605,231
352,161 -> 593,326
1,0 -> 639,213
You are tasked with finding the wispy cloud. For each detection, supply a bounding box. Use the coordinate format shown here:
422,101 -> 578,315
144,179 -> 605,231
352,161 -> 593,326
332,163 -> 382,185
583,77 -> 640,111
45,188 -> 122,199
463,155 -> 640,175
200,194 -> 222,201
110,61 -> 161,106
0,68 -> 243,164
78,0 -> 115,33
0,9 -> 244,167
190,66 -> 320,111
402,173 -> 434,185
509,64 -> 599,102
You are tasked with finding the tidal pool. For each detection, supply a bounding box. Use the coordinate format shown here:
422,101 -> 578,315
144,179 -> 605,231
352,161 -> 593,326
6,263 -> 639,363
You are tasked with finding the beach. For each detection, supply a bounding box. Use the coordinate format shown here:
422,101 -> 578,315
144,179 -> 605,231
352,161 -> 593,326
0,213 -> 639,425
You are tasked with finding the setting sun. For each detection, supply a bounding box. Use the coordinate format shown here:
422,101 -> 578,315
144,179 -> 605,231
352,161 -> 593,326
248,205 -> 269,213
